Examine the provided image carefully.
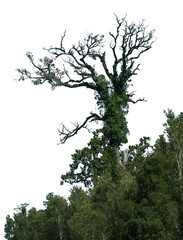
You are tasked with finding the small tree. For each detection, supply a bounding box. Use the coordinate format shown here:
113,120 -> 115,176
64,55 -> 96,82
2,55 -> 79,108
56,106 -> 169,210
164,110 -> 183,184
163,110 -> 183,239
17,15 -> 155,185
43,193 -> 68,240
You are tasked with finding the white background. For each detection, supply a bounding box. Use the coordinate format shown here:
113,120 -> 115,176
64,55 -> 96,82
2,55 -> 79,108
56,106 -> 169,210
0,0 -> 183,238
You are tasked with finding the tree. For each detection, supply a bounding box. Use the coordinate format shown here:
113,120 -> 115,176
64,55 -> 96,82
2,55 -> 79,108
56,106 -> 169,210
4,204 -> 30,240
123,136 -> 152,174
119,136 -> 180,239
68,186 -> 90,214
27,207 -> 46,240
67,186 -> 106,240
90,169 -> 138,240
5,133 -> 182,239
163,110 -> 183,239
17,15 -> 155,184
164,110 -> 183,192
4,215 -> 15,240
43,193 -> 69,240
4,196 -> 71,240
60,130 -> 108,187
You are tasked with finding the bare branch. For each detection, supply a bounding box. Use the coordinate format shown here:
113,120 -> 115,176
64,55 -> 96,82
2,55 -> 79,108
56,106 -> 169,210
17,15 -> 155,154
109,15 -> 127,76
58,113 -> 103,144
129,98 -> 146,104
108,16 -> 155,83
95,52 -> 113,80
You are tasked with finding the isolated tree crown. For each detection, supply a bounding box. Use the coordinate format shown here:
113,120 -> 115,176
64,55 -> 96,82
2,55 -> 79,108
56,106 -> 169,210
17,15 -> 155,186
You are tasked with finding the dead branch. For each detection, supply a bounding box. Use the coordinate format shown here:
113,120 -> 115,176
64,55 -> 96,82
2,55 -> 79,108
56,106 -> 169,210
58,113 -> 103,144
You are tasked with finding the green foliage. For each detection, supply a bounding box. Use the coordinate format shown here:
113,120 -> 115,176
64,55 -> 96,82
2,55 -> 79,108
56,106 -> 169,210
4,215 -> 14,240
5,132 -> 183,239
68,186 -> 90,216
90,170 -> 138,239
61,130 -> 106,187
124,136 -> 152,174
132,134 -> 181,239
8,12 -> 183,240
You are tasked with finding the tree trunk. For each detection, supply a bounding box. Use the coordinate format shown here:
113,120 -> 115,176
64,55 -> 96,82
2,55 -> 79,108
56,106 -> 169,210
116,147 -> 121,166
176,149 -> 183,210
57,215 -> 63,240
175,148 -> 183,240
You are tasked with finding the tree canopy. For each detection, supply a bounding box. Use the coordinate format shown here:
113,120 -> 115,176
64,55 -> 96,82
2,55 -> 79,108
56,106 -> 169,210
5,14 -> 183,240
4,127 -> 183,239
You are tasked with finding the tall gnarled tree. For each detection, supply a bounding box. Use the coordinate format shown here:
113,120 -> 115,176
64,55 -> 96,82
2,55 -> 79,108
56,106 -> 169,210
17,15 -> 155,186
